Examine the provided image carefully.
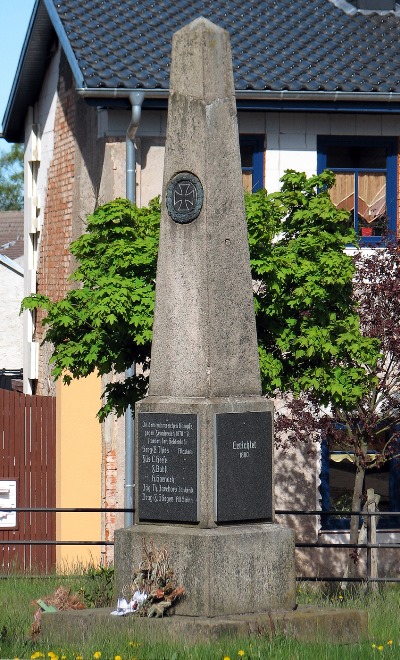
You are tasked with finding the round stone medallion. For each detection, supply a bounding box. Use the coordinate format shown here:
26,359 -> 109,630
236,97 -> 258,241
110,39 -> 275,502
166,172 -> 203,224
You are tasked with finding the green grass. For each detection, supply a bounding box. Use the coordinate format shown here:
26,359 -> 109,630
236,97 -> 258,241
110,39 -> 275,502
0,574 -> 399,660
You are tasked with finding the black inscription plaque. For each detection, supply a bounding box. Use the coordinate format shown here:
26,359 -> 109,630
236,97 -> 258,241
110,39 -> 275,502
215,411 -> 272,523
138,412 -> 199,522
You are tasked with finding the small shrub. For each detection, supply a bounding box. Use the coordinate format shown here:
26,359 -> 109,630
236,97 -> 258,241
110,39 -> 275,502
79,564 -> 115,608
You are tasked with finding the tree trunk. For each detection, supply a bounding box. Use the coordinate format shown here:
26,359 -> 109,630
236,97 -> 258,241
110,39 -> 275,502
348,459 -> 365,580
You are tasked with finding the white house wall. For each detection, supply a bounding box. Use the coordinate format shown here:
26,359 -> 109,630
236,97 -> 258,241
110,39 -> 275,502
265,112 -> 400,193
0,257 -> 23,369
23,46 -> 59,394
105,109 -> 400,204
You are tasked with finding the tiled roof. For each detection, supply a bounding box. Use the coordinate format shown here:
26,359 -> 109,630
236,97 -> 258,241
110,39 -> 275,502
4,0 -> 400,142
50,0 -> 400,94
0,211 -> 24,260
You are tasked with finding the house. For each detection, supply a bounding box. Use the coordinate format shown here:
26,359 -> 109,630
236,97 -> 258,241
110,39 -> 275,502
0,211 -> 24,389
3,0 -> 400,573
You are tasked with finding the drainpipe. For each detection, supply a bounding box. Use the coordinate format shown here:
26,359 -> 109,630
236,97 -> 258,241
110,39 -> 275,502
125,91 -> 145,527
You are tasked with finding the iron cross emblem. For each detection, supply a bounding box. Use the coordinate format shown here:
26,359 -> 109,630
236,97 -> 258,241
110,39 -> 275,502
173,181 -> 197,212
166,172 -> 203,224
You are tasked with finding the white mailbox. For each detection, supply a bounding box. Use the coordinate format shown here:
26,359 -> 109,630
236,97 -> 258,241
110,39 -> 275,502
0,480 -> 17,529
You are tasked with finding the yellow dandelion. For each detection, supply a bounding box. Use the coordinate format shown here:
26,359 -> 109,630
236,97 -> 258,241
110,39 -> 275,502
378,646 -> 384,652
388,640 -> 393,646
94,653 -> 101,659
338,594 -> 343,600
115,656 -> 122,660
61,656 -> 67,660
372,644 -> 376,648
238,652 -> 245,658
31,653 -> 45,659
76,656 -> 83,660
224,656 -> 231,660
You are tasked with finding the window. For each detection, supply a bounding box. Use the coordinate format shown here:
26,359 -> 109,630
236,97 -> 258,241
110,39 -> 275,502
320,440 -> 400,530
240,136 -> 264,192
318,137 -> 397,244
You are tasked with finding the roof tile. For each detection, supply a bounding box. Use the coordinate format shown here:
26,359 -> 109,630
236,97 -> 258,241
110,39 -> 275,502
30,0 -> 400,95
0,211 -> 24,260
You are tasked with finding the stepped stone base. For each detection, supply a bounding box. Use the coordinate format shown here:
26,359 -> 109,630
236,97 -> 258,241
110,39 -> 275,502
114,523 -> 295,617
40,606 -> 368,645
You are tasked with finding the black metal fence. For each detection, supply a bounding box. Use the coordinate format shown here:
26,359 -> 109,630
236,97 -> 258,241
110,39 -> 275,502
1,506 -> 400,583
276,509 -> 400,584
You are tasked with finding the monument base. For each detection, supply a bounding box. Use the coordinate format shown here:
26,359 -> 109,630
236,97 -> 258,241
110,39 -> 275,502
39,607 -> 369,646
114,523 -> 295,617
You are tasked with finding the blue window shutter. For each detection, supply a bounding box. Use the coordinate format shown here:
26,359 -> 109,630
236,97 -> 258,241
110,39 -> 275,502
239,135 -> 264,192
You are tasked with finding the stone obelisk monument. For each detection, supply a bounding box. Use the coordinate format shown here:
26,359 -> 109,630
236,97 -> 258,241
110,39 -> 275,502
115,17 -> 295,618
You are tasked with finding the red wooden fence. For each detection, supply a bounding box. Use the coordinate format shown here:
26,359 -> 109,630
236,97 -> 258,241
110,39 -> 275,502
0,389 -> 56,572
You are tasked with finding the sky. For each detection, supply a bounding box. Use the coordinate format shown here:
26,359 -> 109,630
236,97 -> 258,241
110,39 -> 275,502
0,0 -> 36,151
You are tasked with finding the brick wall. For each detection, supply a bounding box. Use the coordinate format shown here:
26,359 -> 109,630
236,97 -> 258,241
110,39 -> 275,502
35,55 -> 76,379
34,54 -> 126,556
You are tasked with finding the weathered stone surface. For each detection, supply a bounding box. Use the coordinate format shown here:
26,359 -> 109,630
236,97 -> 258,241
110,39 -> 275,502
39,606 -> 369,646
122,16 -> 287,623
149,17 -> 261,399
114,523 -> 295,617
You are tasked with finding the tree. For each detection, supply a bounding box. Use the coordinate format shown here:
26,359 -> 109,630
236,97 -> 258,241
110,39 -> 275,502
22,170 -> 379,423
0,143 -> 23,210
23,197 -> 160,419
247,170 -> 378,408
275,241 -> 400,576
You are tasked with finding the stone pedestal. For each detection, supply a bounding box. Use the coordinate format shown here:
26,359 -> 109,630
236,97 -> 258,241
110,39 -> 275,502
115,523 -> 295,617
114,395 -> 295,617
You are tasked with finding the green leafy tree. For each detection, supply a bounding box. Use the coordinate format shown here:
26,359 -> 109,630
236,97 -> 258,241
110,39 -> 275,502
23,197 -> 160,419
276,241 -> 400,578
247,170 -> 378,408
0,143 -> 23,210
22,170 -> 378,422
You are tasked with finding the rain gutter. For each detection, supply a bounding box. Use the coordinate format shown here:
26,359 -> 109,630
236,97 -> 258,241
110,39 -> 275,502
77,87 -> 400,114
76,88 -> 400,103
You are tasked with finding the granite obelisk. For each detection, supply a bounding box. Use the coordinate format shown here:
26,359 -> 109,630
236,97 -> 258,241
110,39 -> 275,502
115,17 -> 295,618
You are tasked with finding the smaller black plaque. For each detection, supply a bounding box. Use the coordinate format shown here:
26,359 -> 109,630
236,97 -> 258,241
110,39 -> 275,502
215,411 -> 272,523
166,172 -> 203,224
138,412 -> 199,523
